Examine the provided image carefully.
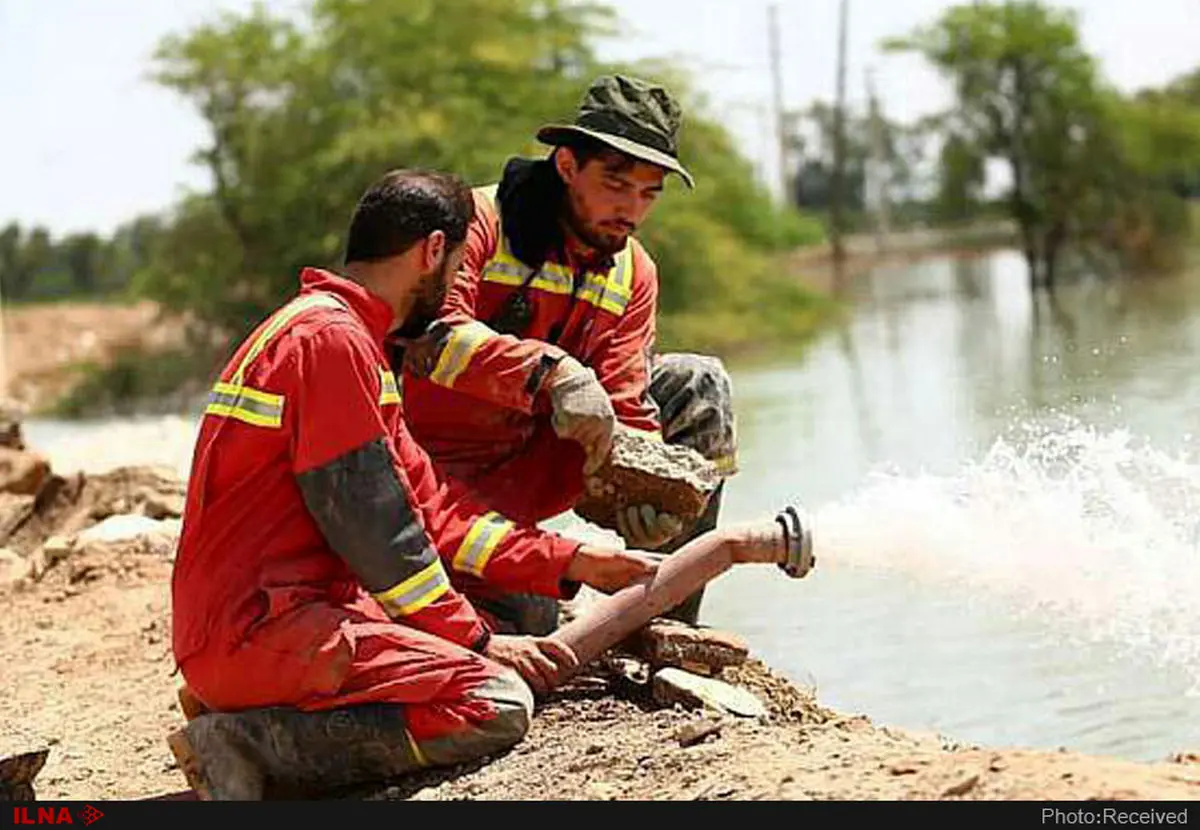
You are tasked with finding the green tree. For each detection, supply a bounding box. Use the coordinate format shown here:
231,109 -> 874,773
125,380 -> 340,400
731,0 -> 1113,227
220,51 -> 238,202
139,0 -> 824,355
62,232 -> 104,293
0,223 -> 20,300
935,132 -> 986,224
887,1 -> 1200,287
885,1 -> 1110,289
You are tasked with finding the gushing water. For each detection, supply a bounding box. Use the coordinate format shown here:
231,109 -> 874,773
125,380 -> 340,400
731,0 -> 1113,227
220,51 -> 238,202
812,416 -> 1200,692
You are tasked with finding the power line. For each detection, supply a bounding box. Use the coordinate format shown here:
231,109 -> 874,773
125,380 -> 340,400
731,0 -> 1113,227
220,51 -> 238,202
830,0 -> 850,263
768,3 -> 790,205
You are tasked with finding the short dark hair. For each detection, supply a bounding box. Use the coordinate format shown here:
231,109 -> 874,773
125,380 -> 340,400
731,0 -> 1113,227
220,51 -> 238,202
344,169 -> 475,265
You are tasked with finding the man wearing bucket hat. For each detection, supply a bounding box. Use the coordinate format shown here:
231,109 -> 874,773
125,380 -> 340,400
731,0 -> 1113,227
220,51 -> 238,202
397,75 -> 738,632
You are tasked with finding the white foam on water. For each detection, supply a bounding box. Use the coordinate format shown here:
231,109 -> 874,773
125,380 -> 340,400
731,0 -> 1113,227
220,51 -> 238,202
812,416 -> 1200,690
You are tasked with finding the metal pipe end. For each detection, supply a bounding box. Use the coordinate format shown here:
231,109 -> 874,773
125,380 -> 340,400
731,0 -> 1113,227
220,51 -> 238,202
776,504 -> 815,579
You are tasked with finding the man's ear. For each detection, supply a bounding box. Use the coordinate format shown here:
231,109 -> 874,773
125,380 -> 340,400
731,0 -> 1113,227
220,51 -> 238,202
423,230 -> 447,273
554,147 -> 579,184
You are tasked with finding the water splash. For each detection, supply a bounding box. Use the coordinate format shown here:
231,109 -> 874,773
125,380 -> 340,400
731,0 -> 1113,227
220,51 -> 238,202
813,416 -> 1200,689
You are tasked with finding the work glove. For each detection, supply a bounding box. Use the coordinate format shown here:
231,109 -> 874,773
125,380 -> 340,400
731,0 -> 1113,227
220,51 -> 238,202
545,355 -> 616,475
615,503 -> 684,551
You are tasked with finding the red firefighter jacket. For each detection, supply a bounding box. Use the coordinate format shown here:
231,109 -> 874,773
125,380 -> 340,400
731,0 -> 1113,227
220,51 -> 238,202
399,158 -> 663,521
171,267 -> 583,669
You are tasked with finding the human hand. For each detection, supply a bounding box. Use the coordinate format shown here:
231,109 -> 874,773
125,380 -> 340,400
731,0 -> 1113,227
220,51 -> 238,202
545,356 -> 616,475
484,635 -> 579,695
615,504 -> 684,550
565,544 -> 659,593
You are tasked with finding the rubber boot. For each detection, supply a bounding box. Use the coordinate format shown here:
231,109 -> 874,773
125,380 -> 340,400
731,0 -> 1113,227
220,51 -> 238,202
658,481 -> 724,626
167,674 -> 533,800
167,703 -> 426,800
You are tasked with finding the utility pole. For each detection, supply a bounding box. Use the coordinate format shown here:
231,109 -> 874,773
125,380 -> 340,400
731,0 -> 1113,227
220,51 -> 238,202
768,3 -> 790,206
866,65 -> 890,254
830,0 -> 849,265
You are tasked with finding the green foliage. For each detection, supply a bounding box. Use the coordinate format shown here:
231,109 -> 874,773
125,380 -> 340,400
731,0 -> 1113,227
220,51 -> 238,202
885,0 -> 1200,286
51,345 -> 214,418
136,0 -> 827,354
0,215 -> 170,303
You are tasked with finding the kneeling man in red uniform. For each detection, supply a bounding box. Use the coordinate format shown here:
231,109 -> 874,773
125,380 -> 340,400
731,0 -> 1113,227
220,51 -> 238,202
168,169 -> 657,800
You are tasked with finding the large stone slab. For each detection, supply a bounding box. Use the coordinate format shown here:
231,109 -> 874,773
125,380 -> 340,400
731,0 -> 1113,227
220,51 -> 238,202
574,429 -> 720,533
652,667 -> 769,719
627,619 -> 749,675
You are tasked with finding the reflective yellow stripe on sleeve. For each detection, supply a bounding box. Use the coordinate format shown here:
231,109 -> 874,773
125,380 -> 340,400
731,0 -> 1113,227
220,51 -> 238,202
372,559 -> 451,617
428,321 -> 493,388
379,367 -> 402,406
205,382 -> 285,429
206,292 -> 349,430
230,293 -> 347,385
452,511 -> 514,577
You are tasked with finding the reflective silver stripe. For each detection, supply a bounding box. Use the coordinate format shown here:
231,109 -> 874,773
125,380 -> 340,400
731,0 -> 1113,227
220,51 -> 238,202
372,560 -> 451,617
452,511 -> 514,577
481,260 -> 529,283
205,382 -> 284,428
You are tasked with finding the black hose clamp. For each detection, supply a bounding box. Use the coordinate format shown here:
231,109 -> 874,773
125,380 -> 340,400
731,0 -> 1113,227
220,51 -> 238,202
776,504 -> 815,579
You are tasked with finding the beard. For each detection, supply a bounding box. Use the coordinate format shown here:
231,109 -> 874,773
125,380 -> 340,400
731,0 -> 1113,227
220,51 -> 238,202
393,259 -> 450,340
563,194 -> 632,257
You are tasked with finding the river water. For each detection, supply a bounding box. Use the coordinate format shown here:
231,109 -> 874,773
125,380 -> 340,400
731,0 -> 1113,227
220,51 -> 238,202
24,247 -> 1200,763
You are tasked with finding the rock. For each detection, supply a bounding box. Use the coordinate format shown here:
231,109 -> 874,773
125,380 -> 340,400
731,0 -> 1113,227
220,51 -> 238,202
0,748 -> 50,801
76,514 -> 177,546
942,773 -> 981,798
605,654 -> 651,686
141,490 -> 185,520
627,619 -> 749,674
0,493 -> 36,545
0,447 -> 50,497
573,429 -> 720,534
652,668 -> 768,718
0,404 -> 26,451
33,515 -> 180,586
85,466 -> 187,522
0,548 -> 33,589
40,535 -> 75,567
68,518 -> 179,582
674,717 -> 724,748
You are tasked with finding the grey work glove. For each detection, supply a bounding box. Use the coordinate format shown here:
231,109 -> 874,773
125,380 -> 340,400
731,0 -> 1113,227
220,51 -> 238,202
615,503 -> 684,550
545,356 -> 616,475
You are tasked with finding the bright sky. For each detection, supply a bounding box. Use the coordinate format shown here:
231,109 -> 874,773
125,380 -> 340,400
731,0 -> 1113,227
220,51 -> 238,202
1,0 -> 1198,237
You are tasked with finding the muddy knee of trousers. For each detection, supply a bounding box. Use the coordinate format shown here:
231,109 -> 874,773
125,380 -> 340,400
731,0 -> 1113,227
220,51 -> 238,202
649,353 -> 738,476
416,670 -> 534,767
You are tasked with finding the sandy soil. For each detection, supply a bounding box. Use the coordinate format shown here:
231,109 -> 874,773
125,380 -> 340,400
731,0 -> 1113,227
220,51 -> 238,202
0,301 -> 181,412
4,543 -> 1200,801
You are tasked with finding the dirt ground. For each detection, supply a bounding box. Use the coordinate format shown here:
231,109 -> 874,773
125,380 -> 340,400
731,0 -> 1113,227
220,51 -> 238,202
0,300 -> 181,413
5,537 -> 1200,801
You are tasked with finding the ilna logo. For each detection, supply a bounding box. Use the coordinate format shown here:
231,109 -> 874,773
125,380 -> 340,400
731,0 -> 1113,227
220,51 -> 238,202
11,806 -> 103,826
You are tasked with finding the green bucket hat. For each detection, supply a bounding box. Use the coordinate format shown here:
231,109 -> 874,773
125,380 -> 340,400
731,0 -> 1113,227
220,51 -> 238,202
537,74 -> 695,189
